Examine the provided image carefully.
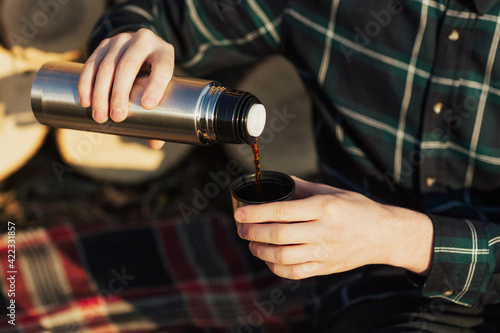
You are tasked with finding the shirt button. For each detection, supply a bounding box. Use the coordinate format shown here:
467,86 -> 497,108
426,177 -> 436,188
443,290 -> 454,296
448,29 -> 460,41
433,102 -> 444,115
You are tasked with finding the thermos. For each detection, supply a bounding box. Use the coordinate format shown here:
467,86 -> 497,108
31,61 -> 266,145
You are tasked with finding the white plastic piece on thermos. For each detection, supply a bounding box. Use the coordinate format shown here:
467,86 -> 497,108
246,104 -> 266,137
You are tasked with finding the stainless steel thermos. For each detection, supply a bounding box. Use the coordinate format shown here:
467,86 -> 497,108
31,61 -> 266,145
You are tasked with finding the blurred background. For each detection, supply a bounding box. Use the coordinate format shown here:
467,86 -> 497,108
0,0 -> 319,230
0,0 -> 319,331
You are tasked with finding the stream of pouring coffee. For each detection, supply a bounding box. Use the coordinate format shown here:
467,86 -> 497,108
250,138 -> 261,198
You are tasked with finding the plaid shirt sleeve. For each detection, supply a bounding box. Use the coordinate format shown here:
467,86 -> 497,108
87,0 -> 500,308
88,0 -> 286,75
421,215 -> 500,307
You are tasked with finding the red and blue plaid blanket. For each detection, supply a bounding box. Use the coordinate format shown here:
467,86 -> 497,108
0,210 -> 312,332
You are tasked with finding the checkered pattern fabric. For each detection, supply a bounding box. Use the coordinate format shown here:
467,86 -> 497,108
86,0 -> 500,308
0,212 -> 312,332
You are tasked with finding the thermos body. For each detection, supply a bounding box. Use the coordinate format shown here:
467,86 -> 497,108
31,61 -> 266,145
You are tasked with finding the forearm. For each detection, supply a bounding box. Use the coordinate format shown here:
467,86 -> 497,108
381,205 -> 434,275
88,0 -> 162,53
88,0 -> 285,73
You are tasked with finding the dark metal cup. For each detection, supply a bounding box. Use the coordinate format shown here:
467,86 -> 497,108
231,171 -> 295,211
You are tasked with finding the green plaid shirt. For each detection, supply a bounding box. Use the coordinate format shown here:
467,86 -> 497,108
90,0 -> 500,307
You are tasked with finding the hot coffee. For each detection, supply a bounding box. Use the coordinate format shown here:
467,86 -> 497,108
249,138 -> 261,197
231,171 -> 295,206
234,178 -> 292,203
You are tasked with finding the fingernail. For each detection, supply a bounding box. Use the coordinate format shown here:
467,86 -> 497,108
112,109 -> 125,122
93,109 -> 105,123
150,141 -> 165,150
143,96 -> 157,109
234,209 -> 245,222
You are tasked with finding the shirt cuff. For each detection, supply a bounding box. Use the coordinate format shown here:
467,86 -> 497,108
420,214 -> 490,307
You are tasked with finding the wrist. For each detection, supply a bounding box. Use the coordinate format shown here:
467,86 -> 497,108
383,206 -> 434,275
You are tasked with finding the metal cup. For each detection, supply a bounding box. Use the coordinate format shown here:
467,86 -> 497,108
231,171 -> 295,211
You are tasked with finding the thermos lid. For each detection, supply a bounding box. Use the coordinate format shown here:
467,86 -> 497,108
246,103 -> 266,137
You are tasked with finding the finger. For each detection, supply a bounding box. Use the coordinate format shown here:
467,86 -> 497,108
111,42 -> 153,122
249,242 -> 317,265
100,36 -> 135,122
265,261 -> 321,280
292,176 -> 342,199
141,49 -> 174,110
234,196 -> 324,223
78,41 -> 111,108
149,140 -> 165,150
238,221 -> 316,245
92,40 -> 130,123
109,55 -> 143,122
